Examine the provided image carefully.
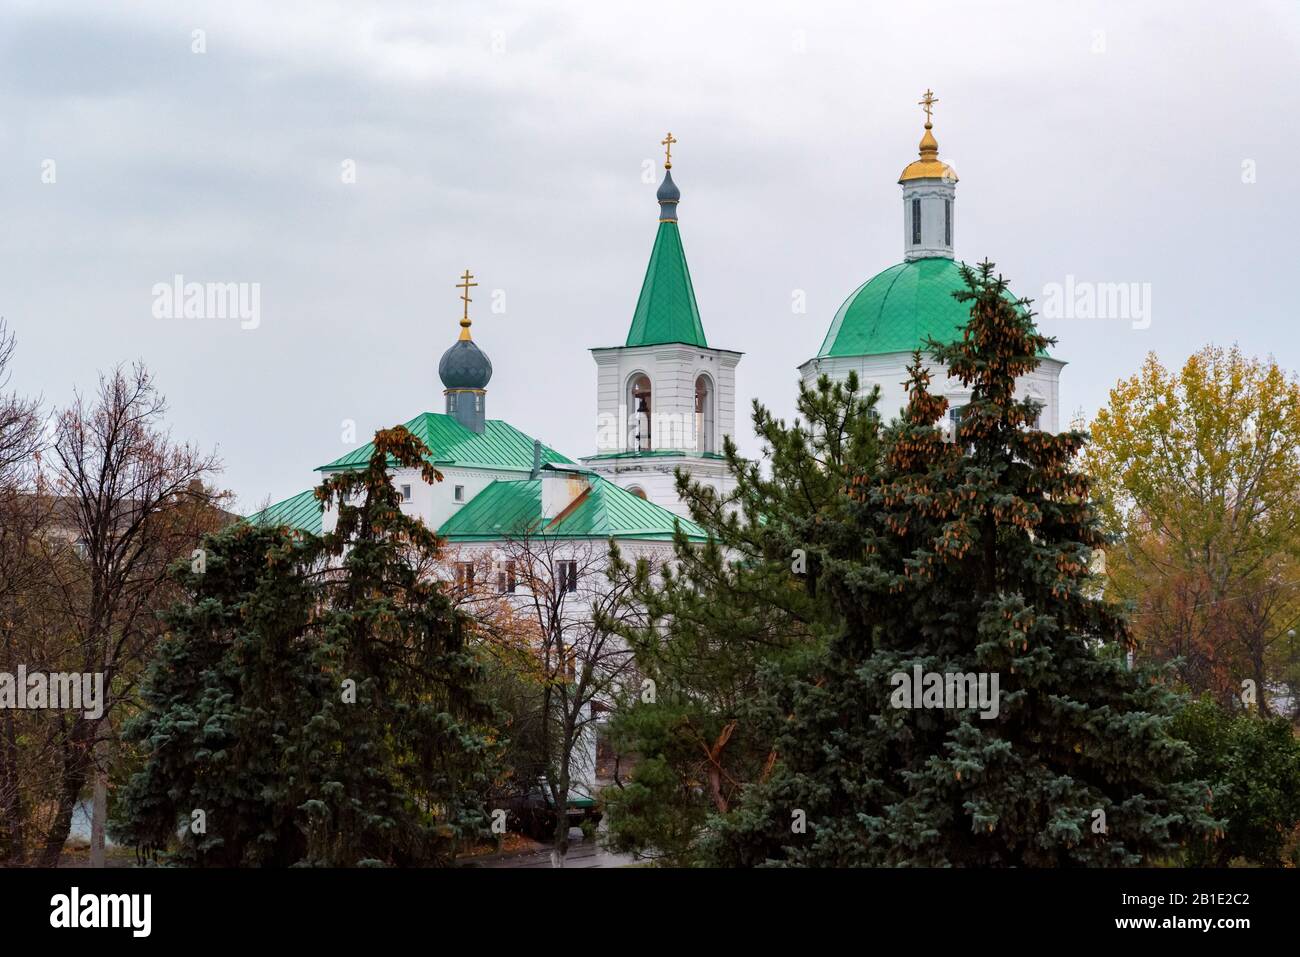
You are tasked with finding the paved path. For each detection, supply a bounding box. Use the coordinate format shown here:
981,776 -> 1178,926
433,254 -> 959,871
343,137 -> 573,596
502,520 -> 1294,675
470,838 -> 637,869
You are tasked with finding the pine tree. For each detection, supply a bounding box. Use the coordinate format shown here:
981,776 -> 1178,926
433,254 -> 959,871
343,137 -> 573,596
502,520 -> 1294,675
603,374 -> 883,863
303,426 -> 497,865
637,260 -> 1215,866
118,427 -> 497,866
114,521 -> 320,865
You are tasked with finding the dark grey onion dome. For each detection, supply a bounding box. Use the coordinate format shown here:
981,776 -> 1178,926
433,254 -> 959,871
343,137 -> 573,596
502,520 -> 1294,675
657,169 -> 680,221
438,338 -> 493,390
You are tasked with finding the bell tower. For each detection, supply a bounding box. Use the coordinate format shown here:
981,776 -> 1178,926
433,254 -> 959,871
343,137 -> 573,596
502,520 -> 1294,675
581,134 -> 742,516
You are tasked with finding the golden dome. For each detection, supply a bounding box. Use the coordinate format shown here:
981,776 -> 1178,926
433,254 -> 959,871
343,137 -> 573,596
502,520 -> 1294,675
899,122 -> 956,183
899,90 -> 957,183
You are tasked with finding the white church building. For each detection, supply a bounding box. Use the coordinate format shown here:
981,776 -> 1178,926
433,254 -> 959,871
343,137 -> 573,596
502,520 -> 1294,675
248,93 -> 1066,800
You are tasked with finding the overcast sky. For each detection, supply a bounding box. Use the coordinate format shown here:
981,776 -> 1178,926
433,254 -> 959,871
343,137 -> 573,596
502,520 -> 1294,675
2,0 -> 1297,512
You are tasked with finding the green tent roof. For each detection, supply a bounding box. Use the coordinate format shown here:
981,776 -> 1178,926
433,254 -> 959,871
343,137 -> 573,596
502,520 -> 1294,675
245,488 -> 323,535
815,257 -> 1045,360
438,471 -> 706,542
624,221 -> 708,348
318,413 -> 573,473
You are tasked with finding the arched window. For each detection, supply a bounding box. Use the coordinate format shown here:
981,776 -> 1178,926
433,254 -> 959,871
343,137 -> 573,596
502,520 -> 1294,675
628,374 -> 652,452
627,485 -> 647,500
694,374 -> 715,453
446,393 -> 457,414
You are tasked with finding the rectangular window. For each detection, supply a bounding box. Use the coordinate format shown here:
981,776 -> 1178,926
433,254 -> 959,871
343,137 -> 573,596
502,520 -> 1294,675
948,405 -> 964,442
400,484 -> 412,502
912,198 -> 921,245
447,394 -> 456,413
944,199 -> 951,246
558,560 -> 578,594
455,562 -> 475,590
454,485 -> 465,502
496,560 -> 517,594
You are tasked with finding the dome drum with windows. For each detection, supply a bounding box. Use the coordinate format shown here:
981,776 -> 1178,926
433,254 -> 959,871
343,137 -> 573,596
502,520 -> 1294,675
799,90 -> 1063,432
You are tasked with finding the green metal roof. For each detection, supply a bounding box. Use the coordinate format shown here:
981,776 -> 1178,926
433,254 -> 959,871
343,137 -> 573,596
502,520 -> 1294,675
624,221 -> 708,348
438,471 -> 706,542
815,257 -> 1045,359
245,488 -> 323,536
318,413 -> 573,473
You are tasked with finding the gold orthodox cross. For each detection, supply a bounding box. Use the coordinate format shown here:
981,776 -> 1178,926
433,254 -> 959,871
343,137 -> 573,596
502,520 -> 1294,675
456,269 -> 478,338
661,131 -> 677,169
456,269 -> 478,321
918,89 -> 938,124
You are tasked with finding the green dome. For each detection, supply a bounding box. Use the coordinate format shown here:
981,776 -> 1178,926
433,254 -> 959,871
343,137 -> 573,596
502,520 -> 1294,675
817,257 -> 1019,359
